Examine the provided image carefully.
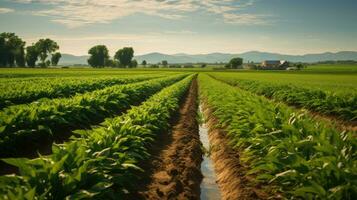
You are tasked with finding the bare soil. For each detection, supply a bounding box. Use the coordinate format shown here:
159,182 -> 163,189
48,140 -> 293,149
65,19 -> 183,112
132,79 -> 203,199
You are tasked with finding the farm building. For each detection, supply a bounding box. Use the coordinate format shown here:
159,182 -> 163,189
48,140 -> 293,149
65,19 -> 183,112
261,60 -> 289,70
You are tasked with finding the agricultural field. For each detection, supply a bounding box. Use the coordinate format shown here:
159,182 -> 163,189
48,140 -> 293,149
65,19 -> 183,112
0,68 -> 355,199
0,68 -> 175,78
208,71 -> 357,122
304,64 -> 357,73
199,74 -> 356,199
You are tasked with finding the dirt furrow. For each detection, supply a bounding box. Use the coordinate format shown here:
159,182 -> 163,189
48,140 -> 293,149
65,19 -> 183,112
201,103 -> 271,200
133,79 -> 203,200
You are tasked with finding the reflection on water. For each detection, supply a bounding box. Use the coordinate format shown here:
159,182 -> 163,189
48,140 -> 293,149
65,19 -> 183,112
199,106 -> 221,200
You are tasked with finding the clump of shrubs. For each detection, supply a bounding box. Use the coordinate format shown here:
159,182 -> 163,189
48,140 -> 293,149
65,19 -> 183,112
169,64 -> 181,68
148,64 -> 159,68
183,64 -> 194,68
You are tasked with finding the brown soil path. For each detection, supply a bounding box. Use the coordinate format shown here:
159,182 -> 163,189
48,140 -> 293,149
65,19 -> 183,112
133,79 -> 203,200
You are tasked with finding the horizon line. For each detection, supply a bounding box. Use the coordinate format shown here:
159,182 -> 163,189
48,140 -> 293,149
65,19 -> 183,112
63,50 -> 357,57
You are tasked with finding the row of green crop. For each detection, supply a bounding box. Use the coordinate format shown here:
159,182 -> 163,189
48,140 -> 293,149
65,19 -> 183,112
0,69 -> 164,78
0,74 -> 162,109
209,74 -> 357,122
0,74 -> 186,158
0,71 -> 172,83
199,74 -> 356,199
0,75 -> 193,199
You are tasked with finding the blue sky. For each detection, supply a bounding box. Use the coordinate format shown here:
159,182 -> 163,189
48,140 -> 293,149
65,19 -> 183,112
0,0 -> 356,56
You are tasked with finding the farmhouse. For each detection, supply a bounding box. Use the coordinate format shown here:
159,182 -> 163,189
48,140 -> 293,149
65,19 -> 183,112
261,60 -> 289,70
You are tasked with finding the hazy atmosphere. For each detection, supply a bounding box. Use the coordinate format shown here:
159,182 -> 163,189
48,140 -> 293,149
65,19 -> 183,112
1,0 -> 357,56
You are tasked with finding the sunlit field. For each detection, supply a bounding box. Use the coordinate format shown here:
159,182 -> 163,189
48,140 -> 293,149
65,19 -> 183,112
1,0 -> 356,198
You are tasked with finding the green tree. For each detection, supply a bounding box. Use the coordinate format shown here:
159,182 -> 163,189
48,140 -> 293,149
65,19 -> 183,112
295,63 -> 306,70
183,64 -> 194,68
15,46 -> 26,67
25,45 -> 39,67
105,59 -> 120,67
141,60 -> 147,67
0,36 -> 5,66
161,60 -> 168,67
227,57 -> 243,69
169,64 -> 181,68
149,64 -> 159,68
87,45 -> 109,68
0,32 -> 26,67
114,47 -> 134,67
51,52 -> 62,66
35,38 -> 59,67
130,59 -> 138,68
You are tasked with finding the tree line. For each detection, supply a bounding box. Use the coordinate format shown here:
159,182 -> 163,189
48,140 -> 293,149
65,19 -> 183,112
86,45 -> 245,69
0,32 -> 61,67
1,32 -> 245,68
87,45 -> 138,68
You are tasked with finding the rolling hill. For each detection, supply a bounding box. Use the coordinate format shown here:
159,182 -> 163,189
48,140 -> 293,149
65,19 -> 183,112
59,51 -> 357,65
59,54 -> 89,65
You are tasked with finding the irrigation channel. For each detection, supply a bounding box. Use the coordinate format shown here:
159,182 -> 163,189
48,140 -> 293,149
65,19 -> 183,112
131,79 -> 223,199
199,105 -> 222,200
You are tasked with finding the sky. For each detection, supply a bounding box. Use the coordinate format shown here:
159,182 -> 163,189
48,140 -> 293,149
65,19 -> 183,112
0,0 -> 356,56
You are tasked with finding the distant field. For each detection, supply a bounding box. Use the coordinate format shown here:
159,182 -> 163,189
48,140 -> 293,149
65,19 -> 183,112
1,63 -> 356,76
304,64 -> 357,72
209,71 -> 357,94
0,68 -> 179,78
209,70 -> 357,121
0,67 -> 355,199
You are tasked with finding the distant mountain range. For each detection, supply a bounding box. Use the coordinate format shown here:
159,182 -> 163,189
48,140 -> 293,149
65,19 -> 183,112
60,54 -> 89,65
59,51 -> 357,65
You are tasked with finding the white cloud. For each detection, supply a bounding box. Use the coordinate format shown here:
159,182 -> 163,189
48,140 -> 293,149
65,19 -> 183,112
223,13 -> 272,25
22,0 -> 197,27
163,30 -> 197,35
15,0 -> 272,27
0,7 -> 14,14
24,31 -> 197,42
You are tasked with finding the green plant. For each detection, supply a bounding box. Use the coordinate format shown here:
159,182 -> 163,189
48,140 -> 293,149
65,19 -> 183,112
210,73 -> 357,121
0,74 -> 187,157
198,74 -> 356,199
0,75 -> 194,199
0,74 -> 162,109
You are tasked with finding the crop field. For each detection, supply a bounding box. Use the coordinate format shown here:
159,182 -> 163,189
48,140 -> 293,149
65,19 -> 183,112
0,68 -> 178,78
209,71 -> 357,92
209,71 -> 357,122
0,68 -> 355,199
304,64 -> 357,73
